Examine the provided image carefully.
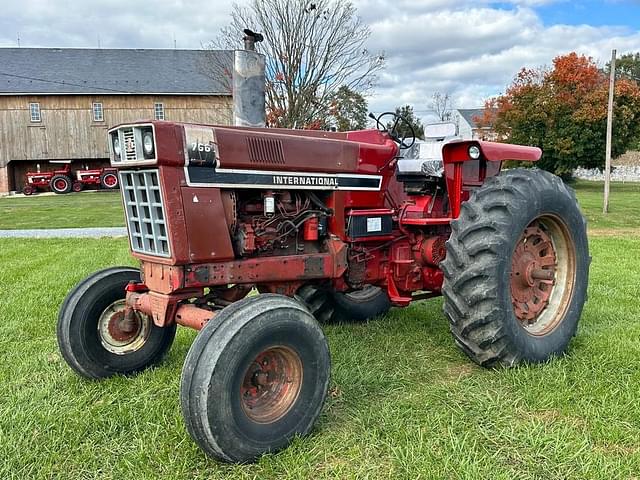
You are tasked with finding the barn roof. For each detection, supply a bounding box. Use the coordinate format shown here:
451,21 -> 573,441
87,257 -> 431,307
0,48 -> 232,95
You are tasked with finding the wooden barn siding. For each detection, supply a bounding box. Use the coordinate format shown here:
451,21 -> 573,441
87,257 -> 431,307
0,95 -> 232,167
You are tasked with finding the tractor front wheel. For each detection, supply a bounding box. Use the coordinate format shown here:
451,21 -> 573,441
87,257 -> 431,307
23,185 -> 34,195
57,267 -> 176,379
50,174 -> 72,194
441,168 -> 589,367
180,294 -> 330,463
72,181 -> 83,192
297,284 -> 391,323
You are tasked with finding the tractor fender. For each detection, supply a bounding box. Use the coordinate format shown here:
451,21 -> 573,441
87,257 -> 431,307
441,140 -> 542,218
442,140 -> 542,165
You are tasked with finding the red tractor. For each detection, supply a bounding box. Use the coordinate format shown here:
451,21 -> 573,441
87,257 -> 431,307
57,115 -> 589,463
71,166 -> 119,192
22,163 -> 73,195
22,163 -> 119,195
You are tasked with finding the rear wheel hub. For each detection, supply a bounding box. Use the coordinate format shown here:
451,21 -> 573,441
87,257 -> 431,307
510,216 -> 576,335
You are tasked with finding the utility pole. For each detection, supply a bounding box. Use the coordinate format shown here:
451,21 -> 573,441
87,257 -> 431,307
603,49 -> 616,214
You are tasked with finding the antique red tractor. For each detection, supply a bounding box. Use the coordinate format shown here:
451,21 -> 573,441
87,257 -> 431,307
23,164 -> 119,195
71,166 -> 119,192
22,163 -> 73,195
57,115 -> 589,463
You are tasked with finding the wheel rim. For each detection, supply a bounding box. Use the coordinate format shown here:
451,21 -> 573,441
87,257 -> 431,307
54,179 -> 67,191
240,346 -> 303,424
510,215 -> 576,336
104,174 -> 117,187
343,285 -> 381,303
97,299 -> 151,355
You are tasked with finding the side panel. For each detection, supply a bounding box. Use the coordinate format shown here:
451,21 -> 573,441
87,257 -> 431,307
181,187 -> 235,262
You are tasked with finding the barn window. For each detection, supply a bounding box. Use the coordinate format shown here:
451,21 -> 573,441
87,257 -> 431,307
154,103 -> 165,120
30,103 -> 41,122
92,102 -> 104,122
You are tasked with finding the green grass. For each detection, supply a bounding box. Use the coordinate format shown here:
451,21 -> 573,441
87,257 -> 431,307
572,180 -> 640,233
2,236 -> 640,479
0,191 -> 124,229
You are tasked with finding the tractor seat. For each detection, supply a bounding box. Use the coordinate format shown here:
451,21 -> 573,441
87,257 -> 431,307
396,122 -> 460,179
397,143 -> 445,177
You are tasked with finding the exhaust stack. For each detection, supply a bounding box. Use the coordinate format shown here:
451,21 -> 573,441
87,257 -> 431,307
233,29 -> 266,127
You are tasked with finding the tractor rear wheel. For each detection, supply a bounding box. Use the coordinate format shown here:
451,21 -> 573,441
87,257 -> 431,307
100,172 -> 119,189
57,267 -> 176,379
180,294 -> 330,463
297,284 -> 391,323
50,174 -> 72,194
441,168 -> 589,367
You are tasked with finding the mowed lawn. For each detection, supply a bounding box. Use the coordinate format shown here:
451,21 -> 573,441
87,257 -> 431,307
1,232 -> 640,474
0,191 -> 124,229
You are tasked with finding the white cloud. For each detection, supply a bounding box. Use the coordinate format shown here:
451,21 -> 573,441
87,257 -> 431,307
0,0 -> 638,125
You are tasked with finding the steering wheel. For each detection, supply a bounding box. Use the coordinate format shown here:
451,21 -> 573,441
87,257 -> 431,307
370,112 -> 416,150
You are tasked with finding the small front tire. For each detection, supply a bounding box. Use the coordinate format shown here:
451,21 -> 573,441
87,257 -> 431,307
180,294 -> 330,463
57,267 -> 176,379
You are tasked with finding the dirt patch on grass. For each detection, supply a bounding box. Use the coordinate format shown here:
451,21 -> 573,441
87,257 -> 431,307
441,363 -> 478,382
588,228 -> 640,237
594,443 -> 639,456
526,409 -> 588,429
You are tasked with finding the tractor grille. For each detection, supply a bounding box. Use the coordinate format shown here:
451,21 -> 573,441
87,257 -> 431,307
247,136 -> 285,164
122,128 -> 137,162
119,169 -> 170,257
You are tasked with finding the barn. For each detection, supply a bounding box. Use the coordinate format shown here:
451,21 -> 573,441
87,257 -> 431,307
0,48 -> 232,194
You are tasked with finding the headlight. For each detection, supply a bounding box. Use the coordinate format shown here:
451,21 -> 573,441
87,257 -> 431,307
113,136 -> 121,158
468,145 -> 481,160
142,130 -> 155,157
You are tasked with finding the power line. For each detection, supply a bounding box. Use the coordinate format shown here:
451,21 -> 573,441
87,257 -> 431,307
0,71 -> 131,93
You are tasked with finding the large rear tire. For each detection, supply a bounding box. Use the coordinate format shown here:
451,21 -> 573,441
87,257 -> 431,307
297,284 -> 391,323
100,172 -> 119,189
441,168 -> 589,367
57,267 -> 176,379
50,174 -> 72,194
180,294 -> 330,463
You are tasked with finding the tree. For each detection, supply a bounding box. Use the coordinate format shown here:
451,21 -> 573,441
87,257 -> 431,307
607,51 -> 640,81
210,0 -> 384,129
487,52 -> 640,176
386,105 -> 425,140
326,86 -> 368,131
430,92 -> 454,122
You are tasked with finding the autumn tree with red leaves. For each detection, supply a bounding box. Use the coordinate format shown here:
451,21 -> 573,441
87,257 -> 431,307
485,52 -> 640,176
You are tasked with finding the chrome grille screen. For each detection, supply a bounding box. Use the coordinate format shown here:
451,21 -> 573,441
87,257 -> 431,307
119,169 -> 170,257
123,128 -> 137,162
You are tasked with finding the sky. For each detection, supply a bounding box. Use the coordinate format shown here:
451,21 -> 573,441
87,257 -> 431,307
1,0 -> 639,123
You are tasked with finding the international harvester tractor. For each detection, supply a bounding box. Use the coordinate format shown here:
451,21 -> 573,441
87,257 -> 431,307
23,163 -> 119,195
57,114 -> 589,462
